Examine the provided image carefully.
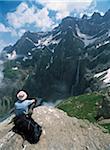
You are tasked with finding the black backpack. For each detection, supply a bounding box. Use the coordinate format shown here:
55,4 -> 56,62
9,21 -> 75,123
12,115 -> 42,144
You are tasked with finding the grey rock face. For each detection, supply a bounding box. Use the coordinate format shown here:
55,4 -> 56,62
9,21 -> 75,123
0,106 -> 110,150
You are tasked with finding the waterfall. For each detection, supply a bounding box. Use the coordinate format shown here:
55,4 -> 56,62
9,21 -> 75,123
71,57 -> 81,95
75,57 -> 80,86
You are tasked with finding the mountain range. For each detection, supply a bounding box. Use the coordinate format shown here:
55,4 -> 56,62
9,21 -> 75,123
2,9 -> 110,102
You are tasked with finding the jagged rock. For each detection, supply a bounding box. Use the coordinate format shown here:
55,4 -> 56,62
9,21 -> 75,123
0,106 -> 110,150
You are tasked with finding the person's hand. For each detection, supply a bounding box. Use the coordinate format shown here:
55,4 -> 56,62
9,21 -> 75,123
32,99 -> 36,102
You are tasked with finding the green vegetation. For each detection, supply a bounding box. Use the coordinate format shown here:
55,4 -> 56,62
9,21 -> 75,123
101,124 -> 110,132
4,68 -> 18,79
3,61 -> 19,79
57,93 -> 110,133
57,93 -> 102,122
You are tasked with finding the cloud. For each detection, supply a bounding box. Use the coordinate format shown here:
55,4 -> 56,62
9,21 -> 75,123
36,0 -> 93,20
80,0 -> 105,18
56,11 -> 70,20
7,2 -> 55,31
0,23 -> 10,32
0,40 -> 9,51
6,0 -> 96,34
0,23 -> 18,37
87,0 -> 96,12
10,28 -> 18,37
7,3 -> 35,29
18,29 -> 26,37
34,7 -> 55,31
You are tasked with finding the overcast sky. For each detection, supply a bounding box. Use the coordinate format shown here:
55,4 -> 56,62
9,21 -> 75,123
0,0 -> 110,51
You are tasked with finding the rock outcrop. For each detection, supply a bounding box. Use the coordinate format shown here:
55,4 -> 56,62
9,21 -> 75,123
0,106 -> 110,150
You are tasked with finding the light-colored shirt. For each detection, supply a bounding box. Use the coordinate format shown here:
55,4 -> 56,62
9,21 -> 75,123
15,99 -> 35,116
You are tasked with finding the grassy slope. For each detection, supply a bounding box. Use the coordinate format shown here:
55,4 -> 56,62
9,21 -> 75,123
57,92 -> 110,132
57,93 -> 102,122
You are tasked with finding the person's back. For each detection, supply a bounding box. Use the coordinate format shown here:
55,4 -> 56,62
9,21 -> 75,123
15,99 -> 35,116
15,90 -> 35,117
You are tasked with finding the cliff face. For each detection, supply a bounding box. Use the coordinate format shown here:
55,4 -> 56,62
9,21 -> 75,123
0,106 -> 110,150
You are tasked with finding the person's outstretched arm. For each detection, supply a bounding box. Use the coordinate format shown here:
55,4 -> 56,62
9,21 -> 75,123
26,99 -> 36,106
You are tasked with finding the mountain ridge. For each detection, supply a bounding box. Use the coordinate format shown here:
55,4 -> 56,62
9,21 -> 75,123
1,9 -> 110,110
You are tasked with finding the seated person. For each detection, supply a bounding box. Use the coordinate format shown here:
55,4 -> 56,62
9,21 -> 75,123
13,90 -> 42,144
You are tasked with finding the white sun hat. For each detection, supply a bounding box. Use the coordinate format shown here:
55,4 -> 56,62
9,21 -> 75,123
17,91 -> 27,101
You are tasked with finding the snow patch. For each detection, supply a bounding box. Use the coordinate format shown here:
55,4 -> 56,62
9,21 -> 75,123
45,63 -> 50,69
50,56 -> 53,64
94,68 -> 110,84
28,52 -> 31,56
104,41 -> 110,45
94,71 -> 106,78
96,41 -> 110,48
12,67 -> 18,71
35,35 -> 52,48
26,37 -> 33,43
32,48 -> 36,51
35,34 -> 61,53
25,37 -> 37,47
68,26 -> 72,29
51,39 -> 61,45
53,31 -> 61,37
41,36 -> 61,47
41,35 -> 53,46
76,25 -> 97,46
6,50 -> 17,60
35,40 -> 41,46
23,56 -> 28,61
96,43 -> 102,49
51,49 -> 54,53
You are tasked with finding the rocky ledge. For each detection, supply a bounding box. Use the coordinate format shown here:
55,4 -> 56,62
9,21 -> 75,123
0,106 -> 110,150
